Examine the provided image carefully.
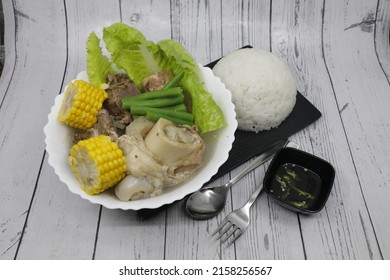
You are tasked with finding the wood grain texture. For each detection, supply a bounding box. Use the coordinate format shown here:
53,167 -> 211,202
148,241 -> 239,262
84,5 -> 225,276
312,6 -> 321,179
1,0 -> 389,260
165,0 -> 230,260
94,0 -> 170,260
0,0 -> 16,104
233,163 -> 306,259
15,0 -> 121,260
221,0 -> 271,53
374,0 -> 390,81
120,0 -> 172,42
0,0 -> 67,259
271,0 -> 382,260
323,0 -> 390,259
17,157 -> 100,259
220,0 -> 305,260
170,0 -> 223,65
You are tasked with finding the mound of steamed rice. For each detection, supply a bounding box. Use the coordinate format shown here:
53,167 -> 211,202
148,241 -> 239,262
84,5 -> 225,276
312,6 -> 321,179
213,48 -> 297,132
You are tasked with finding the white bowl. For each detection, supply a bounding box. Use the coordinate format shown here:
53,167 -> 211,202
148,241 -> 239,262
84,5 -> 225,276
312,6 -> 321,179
44,66 -> 237,210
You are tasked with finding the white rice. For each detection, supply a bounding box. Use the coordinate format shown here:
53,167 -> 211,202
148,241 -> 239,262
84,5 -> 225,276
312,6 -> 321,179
213,48 -> 297,132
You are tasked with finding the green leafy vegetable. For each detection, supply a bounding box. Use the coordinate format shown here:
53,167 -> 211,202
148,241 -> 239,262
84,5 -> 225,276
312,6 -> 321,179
103,23 -> 164,88
102,22 -> 147,53
157,39 -> 226,133
89,23 -> 226,133
86,32 -> 114,87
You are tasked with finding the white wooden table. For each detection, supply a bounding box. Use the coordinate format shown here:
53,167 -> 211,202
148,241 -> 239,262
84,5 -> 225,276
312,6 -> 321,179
0,0 -> 389,260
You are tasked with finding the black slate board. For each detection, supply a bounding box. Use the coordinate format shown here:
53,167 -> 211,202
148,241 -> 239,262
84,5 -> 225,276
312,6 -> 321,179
206,93 -> 321,183
137,47 -> 321,218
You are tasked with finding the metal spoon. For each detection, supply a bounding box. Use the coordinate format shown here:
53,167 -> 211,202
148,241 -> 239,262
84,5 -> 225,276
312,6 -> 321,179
185,139 -> 290,220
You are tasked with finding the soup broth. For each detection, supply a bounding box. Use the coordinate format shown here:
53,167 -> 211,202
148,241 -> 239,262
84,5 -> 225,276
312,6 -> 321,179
269,163 -> 322,210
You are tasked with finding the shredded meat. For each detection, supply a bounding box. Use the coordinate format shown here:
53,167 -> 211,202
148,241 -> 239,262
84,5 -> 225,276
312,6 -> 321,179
104,73 -> 140,125
141,71 -> 171,92
73,109 -> 118,143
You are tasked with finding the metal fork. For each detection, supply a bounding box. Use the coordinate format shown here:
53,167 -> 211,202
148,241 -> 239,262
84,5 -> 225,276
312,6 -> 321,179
212,141 -> 299,246
211,183 -> 264,246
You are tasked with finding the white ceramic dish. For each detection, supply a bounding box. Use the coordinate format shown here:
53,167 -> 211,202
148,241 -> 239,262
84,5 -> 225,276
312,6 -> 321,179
44,65 -> 237,210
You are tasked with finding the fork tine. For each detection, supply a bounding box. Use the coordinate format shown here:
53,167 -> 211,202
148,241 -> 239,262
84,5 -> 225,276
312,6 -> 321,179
220,226 -> 240,244
226,229 -> 243,247
213,221 -> 233,240
211,219 -> 229,237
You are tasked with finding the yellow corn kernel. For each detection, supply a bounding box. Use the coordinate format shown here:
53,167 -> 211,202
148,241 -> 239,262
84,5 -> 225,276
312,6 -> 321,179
58,80 -> 108,130
68,135 -> 126,195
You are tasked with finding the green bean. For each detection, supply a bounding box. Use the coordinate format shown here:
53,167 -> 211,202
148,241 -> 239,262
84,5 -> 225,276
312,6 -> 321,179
162,71 -> 184,89
145,111 -> 194,125
122,95 -> 184,109
131,106 -> 194,122
165,103 -> 187,112
122,87 -> 183,109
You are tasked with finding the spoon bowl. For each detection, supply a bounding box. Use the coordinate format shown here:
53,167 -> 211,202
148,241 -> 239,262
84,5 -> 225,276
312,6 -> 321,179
185,186 -> 229,219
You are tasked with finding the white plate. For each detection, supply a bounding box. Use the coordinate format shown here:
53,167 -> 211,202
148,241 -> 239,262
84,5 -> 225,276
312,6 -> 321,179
43,65 -> 237,210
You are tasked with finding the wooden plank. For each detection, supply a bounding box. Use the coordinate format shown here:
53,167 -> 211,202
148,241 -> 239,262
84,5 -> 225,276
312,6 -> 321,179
16,157 -> 101,259
374,0 -> 390,81
15,0 -> 121,259
322,0 -> 390,258
165,175 -> 233,260
0,0 -> 16,103
272,0 -> 383,260
170,0 -> 223,64
2,0 -> 387,261
96,209 -> 167,260
61,0 -> 121,85
94,0 -> 170,260
0,0 -> 67,259
164,0 -> 230,260
219,0 -> 305,259
221,0 -> 271,52
271,0 -> 344,259
231,163 -> 306,259
250,0 -> 386,259
119,0 -> 171,42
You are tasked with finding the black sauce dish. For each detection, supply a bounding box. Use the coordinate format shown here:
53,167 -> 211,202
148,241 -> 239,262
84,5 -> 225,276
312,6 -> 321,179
263,147 -> 335,214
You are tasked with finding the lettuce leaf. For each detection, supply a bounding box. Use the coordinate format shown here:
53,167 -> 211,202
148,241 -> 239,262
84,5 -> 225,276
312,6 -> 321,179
103,22 -> 146,54
157,39 -> 226,133
103,23 -> 163,88
110,41 -> 163,88
95,23 -> 226,133
86,32 -> 114,87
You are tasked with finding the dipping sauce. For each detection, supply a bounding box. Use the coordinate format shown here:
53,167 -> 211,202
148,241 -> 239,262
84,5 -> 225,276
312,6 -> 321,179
269,163 -> 322,209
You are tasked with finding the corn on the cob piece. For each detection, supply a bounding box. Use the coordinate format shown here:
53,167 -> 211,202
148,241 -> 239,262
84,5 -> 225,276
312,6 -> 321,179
58,80 -> 108,130
68,135 -> 126,195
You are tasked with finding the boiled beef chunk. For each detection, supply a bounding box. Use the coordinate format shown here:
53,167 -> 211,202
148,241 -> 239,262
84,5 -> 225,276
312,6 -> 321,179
73,109 -> 118,143
141,71 -> 171,92
104,73 -> 140,125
